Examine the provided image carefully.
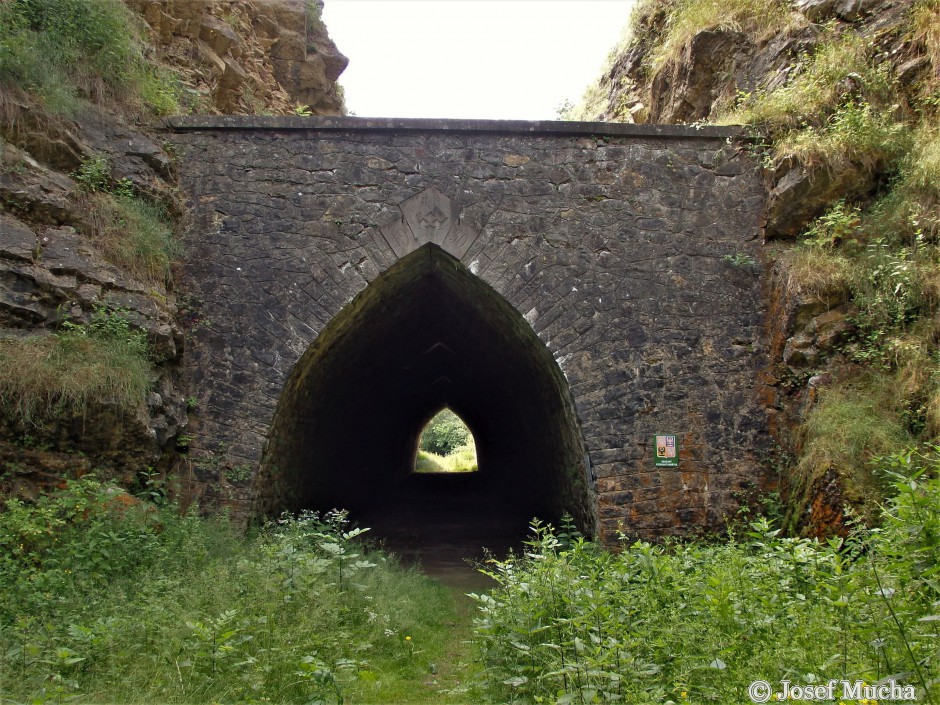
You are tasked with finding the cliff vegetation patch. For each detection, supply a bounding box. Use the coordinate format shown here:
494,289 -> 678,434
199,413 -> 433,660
0,0 -> 182,116
646,0 -> 804,73
73,154 -> 178,286
0,306 -> 152,424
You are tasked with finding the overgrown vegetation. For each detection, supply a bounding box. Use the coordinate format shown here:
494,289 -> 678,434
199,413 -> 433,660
415,409 -> 478,473
649,0 -> 802,74
418,409 -> 472,456
787,373 -> 913,530
702,0 -> 940,526
0,306 -> 152,423
473,452 -> 940,704
73,154 -> 178,286
0,478 -> 471,704
0,0 -> 182,116
414,443 -> 478,474
2,462 -> 938,704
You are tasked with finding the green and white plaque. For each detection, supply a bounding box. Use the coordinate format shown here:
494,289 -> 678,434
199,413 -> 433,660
653,434 -> 679,467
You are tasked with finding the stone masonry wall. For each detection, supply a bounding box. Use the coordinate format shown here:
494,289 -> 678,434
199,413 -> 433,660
166,116 -> 770,542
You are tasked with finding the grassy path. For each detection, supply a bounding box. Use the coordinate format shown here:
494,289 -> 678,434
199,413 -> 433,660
344,584 -> 482,704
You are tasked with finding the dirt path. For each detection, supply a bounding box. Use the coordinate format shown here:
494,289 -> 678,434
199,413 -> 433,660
353,473 -> 531,589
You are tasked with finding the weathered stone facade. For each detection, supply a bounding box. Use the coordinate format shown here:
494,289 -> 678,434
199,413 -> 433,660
166,116 -> 770,542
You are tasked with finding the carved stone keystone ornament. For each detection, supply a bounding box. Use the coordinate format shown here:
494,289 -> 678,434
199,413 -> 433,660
380,187 -> 481,260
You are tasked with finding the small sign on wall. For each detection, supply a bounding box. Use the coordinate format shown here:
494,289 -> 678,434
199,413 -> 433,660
653,434 -> 679,467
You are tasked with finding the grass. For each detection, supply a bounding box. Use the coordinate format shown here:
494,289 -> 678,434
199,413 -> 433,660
414,441 -> 478,474
721,32 -> 889,131
0,0 -> 181,116
912,0 -> 940,87
649,0 -> 801,73
778,243 -> 855,301
86,192 -> 178,287
0,308 -> 151,423
720,30 -> 908,179
70,154 -> 179,287
1,469 -> 937,704
788,371 -> 913,528
0,481 -> 478,704
903,124 -> 940,200
775,99 -> 910,175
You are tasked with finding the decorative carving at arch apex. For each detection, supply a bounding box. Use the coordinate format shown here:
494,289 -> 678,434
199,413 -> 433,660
380,187 -> 481,261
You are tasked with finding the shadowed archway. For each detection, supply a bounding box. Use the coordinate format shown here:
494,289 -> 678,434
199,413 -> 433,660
254,244 -> 596,558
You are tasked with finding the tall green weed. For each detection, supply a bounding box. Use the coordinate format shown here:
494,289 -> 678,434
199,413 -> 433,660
472,460 -> 940,704
0,483 -> 463,704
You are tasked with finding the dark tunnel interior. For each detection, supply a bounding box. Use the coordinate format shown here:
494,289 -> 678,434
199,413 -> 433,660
257,245 -> 595,567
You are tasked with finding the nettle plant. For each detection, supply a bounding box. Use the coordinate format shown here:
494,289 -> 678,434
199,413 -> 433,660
470,464 -> 940,705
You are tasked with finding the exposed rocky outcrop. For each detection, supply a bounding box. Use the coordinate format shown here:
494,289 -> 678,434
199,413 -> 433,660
0,96 -> 186,494
581,0 -> 920,236
126,0 -> 348,115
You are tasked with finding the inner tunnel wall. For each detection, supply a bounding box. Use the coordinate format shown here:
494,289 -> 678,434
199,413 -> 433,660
169,118 -> 770,542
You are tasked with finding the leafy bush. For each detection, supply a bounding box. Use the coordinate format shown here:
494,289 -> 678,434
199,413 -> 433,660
0,475 -> 168,621
472,460 -> 940,704
418,409 -> 473,456
0,306 -> 151,423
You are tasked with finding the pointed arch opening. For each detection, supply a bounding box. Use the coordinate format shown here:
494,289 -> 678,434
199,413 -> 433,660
255,244 -> 596,561
414,408 -> 478,474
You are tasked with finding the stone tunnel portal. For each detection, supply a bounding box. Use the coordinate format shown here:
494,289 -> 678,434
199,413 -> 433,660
256,244 -> 596,560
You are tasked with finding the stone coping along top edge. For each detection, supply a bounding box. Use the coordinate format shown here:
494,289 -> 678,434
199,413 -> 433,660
163,115 -> 741,140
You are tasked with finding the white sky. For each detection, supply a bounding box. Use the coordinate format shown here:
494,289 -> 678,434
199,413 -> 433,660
320,0 -> 635,120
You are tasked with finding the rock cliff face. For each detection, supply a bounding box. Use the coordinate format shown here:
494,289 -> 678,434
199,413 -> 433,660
0,0 -> 347,500
575,0 -> 938,535
0,95 -> 187,496
126,0 -> 348,115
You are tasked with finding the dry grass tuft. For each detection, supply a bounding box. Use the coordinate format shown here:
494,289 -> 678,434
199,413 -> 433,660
0,313 -> 151,423
793,371 -> 912,522
781,245 -> 855,301
83,193 -> 177,287
912,0 -> 940,80
720,33 -> 888,129
775,100 -> 909,174
652,0 -> 802,72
